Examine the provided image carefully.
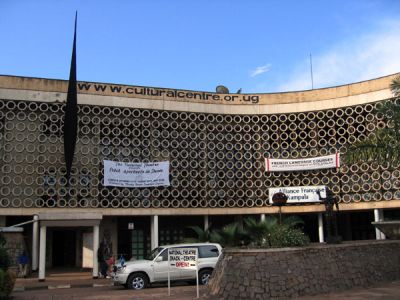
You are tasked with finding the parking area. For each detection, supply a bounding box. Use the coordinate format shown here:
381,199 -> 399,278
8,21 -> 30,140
11,271 -> 400,300
13,285 -> 207,300
12,270 -> 208,300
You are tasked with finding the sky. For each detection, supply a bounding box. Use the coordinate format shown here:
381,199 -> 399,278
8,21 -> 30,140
1,0 -> 400,93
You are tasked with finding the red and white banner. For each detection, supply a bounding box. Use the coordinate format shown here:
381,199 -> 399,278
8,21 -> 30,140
265,153 -> 340,172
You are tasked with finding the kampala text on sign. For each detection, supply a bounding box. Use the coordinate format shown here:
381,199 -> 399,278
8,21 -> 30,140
269,186 -> 326,204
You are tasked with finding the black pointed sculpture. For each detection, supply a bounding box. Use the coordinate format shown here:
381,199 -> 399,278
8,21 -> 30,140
317,188 -> 342,244
64,12 -> 78,198
272,192 -> 288,225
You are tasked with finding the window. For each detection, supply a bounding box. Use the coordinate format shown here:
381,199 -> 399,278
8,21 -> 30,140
198,245 -> 219,258
160,249 -> 168,261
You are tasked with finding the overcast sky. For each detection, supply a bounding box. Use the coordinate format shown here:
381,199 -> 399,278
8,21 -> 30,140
1,0 -> 400,93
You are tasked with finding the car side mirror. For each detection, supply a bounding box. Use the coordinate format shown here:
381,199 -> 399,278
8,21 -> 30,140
155,256 -> 163,262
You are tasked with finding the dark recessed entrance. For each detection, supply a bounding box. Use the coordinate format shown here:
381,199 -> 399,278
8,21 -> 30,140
52,230 -> 76,267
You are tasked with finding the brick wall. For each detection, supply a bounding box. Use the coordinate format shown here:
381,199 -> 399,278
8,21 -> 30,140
207,240 -> 400,299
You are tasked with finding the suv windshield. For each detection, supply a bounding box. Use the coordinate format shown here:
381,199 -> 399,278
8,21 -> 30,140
145,247 -> 165,260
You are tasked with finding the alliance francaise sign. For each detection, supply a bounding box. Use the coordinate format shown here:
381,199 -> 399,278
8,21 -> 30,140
265,153 -> 340,172
103,160 -> 170,188
269,186 -> 326,204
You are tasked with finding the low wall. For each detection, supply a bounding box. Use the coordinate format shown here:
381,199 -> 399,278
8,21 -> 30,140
207,240 -> 400,300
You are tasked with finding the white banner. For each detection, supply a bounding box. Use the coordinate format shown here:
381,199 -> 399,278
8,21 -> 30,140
168,247 -> 199,298
265,153 -> 340,172
269,186 -> 326,204
103,160 -> 170,188
168,248 -> 198,270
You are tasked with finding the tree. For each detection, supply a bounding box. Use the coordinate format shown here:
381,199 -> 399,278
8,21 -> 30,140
0,233 -> 14,299
243,216 -> 305,247
346,76 -> 400,164
209,223 -> 248,247
244,217 -> 277,246
183,216 -> 309,248
183,226 -> 212,243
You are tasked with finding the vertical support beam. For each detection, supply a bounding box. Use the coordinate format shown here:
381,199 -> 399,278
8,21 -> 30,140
318,213 -> 324,243
379,210 -> 386,240
0,216 -> 6,227
92,224 -> 100,278
151,215 -> 159,250
32,215 -> 39,272
374,209 -> 385,240
204,215 -> 209,231
260,214 -> 266,222
38,225 -> 46,281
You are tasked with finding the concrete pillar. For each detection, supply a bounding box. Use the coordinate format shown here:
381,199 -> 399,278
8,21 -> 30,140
318,213 -> 324,243
151,215 -> 159,250
31,215 -> 39,272
374,209 -> 386,240
92,224 -> 100,278
38,225 -> 46,281
260,214 -> 266,222
204,215 -> 209,231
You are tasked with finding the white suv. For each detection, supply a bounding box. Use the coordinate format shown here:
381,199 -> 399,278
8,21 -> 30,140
113,243 -> 222,290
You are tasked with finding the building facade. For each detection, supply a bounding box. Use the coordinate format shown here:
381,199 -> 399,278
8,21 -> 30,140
1,74 -> 400,279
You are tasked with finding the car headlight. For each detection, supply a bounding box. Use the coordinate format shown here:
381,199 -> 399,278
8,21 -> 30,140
116,265 -> 126,273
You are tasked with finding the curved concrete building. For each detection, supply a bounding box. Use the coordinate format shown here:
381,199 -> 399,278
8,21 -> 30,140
1,74 -> 399,279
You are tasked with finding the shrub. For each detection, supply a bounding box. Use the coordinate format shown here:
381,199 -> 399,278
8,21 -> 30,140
183,217 -> 311,248
269,226 -> 310,248
0,232 -> 14,299
0,248 -> 10,272
0,269 -> 16,300
243,216 -> 308,247
183,226 -> 212,243
209,223 -> 248,247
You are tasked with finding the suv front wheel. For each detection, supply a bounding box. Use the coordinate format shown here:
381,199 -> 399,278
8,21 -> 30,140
127,272 -> 148,290
199,269 -> 213,285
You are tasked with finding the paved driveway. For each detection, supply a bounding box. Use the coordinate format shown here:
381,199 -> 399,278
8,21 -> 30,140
13,285 -> 207,300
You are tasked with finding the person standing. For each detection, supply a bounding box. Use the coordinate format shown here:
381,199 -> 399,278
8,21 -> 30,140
97,242 -> 108,278
17,250 -> 28,278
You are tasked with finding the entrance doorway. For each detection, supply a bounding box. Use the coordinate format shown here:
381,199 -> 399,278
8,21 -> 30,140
52,230 -> 76,267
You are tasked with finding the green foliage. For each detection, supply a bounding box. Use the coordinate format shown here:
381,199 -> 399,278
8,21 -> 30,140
183,226 -> 212,243
243,217 -> 272,246
183,216 -> 310,248
281,215 -> 304,228
269,226 -> 310,247
0,249 -> 10,272
346,76 -> 400,165
0,235 -> 5,248
209,223 -> 248,247
244,217 -> 278,246
243,216 -> 306,247
0,270 -> 16,299
0,270 -> 4,290
0,233 -> 14,300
